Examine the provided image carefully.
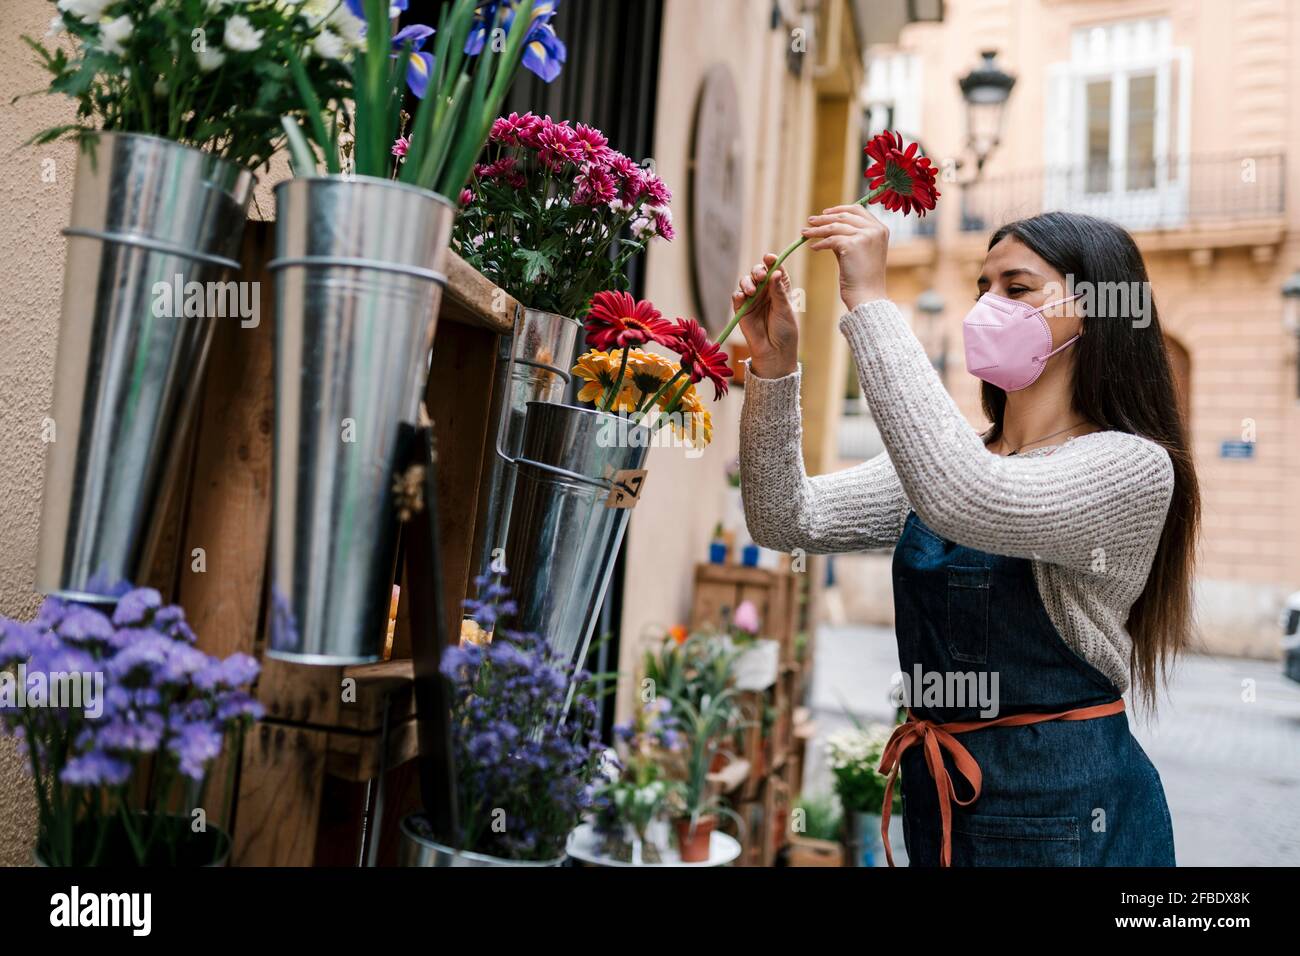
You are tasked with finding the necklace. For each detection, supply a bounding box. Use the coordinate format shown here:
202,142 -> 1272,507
1003,421 -> 1088,456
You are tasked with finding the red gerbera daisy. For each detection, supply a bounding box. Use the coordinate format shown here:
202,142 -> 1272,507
585,291 -> 675,351
666,317 -> 733,401
863,131 -> 940,216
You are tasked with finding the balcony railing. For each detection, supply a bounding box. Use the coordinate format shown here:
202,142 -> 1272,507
958,151 -> 1286,234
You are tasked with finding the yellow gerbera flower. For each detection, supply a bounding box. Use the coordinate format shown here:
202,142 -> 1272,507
573,349 -> 636,410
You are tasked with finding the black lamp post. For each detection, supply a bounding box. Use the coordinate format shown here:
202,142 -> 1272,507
958,50 -> 1017,175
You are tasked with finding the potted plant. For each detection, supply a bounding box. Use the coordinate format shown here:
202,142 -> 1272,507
826,722 -> 902,867
786,793 -> 845,867
454,111 -> 675,582
270,0 -> 563,664
727,600 -> 780,691
25,1 -> 348,604
591,698 -> 683,864
399,578 -> 606,866
666,687 -> 744,863
0,589 -> 262,866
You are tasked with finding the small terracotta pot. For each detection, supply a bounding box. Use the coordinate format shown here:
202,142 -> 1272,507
674,814 -> 717,863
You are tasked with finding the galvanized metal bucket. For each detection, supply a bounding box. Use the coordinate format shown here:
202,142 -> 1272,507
501,401 -> 651,707
268,175 -> 455,665
397,813 -> 565,867
35,132 -> 255,602
471,306 -> 580,583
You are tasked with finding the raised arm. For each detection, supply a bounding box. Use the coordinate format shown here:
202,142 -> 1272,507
739,364 -> 908,554
839,299 -> 1173,573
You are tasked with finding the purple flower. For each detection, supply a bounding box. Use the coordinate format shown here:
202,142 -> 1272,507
216,691 -> 264,724
61,751 -> 132,787
95,713 -> 165,754
168,721 -> 224,781
392,23 -> 436,98
56,607 -> 115,644
112,588 -> 162,627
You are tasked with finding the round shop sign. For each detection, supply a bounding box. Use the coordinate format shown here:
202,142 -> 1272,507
690,64 -> 746,336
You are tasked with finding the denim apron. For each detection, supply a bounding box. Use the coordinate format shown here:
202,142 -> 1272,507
884,511 -> 1176,867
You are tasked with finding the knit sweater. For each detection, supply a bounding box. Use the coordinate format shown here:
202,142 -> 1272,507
739,299 -> 1175,693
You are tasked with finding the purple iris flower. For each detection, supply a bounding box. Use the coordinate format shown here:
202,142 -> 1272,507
392,23 -> 436,99
465,1 -> 566,84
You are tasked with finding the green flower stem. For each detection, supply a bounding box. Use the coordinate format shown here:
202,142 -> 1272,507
651,378 -> 695,434
634,368 -> 687,425
601,348 -> 631,412
714,188 -> 885,347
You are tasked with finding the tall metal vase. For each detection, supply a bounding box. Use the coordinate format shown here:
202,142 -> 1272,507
36,132 -> 255,602
501,402 -> 651,709
268,176 -> 455,664
470,307 -> 580,584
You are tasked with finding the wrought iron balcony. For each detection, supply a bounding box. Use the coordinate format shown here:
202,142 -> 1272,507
957,151 -> 1286,234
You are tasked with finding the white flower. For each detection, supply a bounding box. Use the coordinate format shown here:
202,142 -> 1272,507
99,14 -> 134,56
46,15 -> 65,37
609,199 -> 633,216
223,14 -> 264,52
311,28 -> 344,61
328,6 -> 367,48
196,46 -> 227,72
154,77 -> 168,98
630,216 -> 657,240
56,0 -> 112,21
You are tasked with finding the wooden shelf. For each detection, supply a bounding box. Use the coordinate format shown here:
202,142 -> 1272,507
441,250 -> 515,334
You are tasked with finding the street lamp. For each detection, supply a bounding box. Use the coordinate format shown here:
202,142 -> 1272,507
957,50 -> 1016,177
1283,268 -> 1300,398
917,289 -> 947,382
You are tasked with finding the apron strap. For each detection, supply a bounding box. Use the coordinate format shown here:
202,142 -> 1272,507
876,699 -> 1126,867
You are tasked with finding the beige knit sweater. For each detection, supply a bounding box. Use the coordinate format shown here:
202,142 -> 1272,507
739,299 -> 1175,692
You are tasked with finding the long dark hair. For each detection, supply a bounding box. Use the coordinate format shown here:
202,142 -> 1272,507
985,212 -> 1199,711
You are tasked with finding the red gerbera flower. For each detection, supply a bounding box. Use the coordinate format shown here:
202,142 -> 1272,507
585,291 -> 676,351
666,317 -> 733,401
863,131 -> 940,216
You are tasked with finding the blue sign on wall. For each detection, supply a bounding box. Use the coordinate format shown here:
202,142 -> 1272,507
1220,440 -> 1255,460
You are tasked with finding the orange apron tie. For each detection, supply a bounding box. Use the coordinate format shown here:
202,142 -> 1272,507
875,698 -> 1126,867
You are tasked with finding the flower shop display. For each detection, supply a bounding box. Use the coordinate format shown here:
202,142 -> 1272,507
398,580 -> 605,867
24,0 -> 355,601
590,698 -> 683,864
270,0 -> 564,664
785,793 -> 845,867
455,112 -> 674,586
0,589 -> 262,866
826,722 -> 903,867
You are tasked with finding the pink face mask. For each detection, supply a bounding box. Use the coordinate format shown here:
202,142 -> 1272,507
961,292 -> 1082,392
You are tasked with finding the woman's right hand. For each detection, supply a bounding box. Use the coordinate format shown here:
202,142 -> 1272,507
734,253 -> 799,379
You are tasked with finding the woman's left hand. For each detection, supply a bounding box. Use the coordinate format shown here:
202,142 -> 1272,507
802,204 -> 889,312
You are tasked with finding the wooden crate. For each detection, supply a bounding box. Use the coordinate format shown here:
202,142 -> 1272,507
689,563 -> 800,663
155,224 -> 516,865
787,835 -> 844,867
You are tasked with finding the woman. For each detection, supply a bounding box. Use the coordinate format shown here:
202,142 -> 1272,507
736,208 -> 1198,866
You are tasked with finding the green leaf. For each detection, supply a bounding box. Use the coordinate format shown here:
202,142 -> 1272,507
513,247 -> 555,284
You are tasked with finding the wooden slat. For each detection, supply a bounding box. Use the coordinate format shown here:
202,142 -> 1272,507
232,722 -> 328,866
441,250 -> 515,334
426,320 -> 500,646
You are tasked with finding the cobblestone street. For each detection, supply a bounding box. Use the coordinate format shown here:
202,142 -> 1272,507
803,623 -> 1300,866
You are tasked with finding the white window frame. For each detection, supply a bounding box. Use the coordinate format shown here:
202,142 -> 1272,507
1045,19 -> 1191,230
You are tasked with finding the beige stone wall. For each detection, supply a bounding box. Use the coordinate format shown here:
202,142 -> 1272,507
614,0 -> 860,719
870,0 -> 1300,657
0,0 -> 290,865
0,0 -> 79,868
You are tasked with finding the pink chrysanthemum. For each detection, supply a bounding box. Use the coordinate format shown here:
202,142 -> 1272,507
392,136 -> 410,160
643,176 -> 672,206
537,121 -> 583,170
574,165 -> 618,206
489,111 -> 542,147
573,123 -> 612,167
